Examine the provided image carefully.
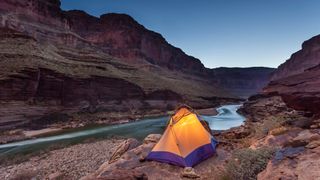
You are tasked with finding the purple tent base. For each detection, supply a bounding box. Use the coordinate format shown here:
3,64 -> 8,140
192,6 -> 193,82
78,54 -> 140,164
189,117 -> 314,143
146,138 -> 218,167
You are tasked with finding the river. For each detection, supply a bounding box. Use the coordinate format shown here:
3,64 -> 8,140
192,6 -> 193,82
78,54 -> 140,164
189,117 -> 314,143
0,104 -> 245,159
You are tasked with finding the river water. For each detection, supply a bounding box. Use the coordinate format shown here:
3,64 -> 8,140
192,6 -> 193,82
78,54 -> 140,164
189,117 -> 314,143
0,104 -> 244,158
202,104 -> 245,130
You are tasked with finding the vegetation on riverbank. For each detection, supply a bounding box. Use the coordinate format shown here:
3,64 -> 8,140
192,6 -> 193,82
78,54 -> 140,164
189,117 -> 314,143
222,147 -> 275,180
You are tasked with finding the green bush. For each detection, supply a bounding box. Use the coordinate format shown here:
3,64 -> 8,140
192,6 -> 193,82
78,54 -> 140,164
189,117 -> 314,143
224,147 -> 275,180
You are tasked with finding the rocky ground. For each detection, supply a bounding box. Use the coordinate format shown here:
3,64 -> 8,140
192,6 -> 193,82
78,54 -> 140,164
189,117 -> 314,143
0,139 -> 124,180
240,95 -> 320,179
82,134 -> 230,180
82,95 -> 320,180
258,129 -> 320,180
1,95 -> 319,180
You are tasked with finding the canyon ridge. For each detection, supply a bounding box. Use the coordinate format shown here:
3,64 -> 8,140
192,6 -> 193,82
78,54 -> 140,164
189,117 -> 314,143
0,0 -> 273,131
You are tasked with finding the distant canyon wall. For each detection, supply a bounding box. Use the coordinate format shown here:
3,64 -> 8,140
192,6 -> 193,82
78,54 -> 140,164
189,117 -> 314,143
210,67 -> 275,98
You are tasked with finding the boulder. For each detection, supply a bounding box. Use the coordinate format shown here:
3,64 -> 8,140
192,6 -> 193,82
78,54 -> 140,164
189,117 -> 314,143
222,125 -> 251,139
180,167 -> 200,179
109,138 -> 140,164
82,133 -> 232,180
269,126 -> 288,136
292,130 -> 320,144
258,147 -> 320,180
143,134 -> 162,144
306,140 -> 320,149
83,135 -> 161,179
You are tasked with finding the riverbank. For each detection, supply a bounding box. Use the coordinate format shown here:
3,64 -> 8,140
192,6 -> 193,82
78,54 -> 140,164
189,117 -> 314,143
0,105 -> 232,163
0,107 -> 219,145
196,107 -> 218,116
0,138 -> 124,179
0,104 -> 248,179
0,111 -> 166,145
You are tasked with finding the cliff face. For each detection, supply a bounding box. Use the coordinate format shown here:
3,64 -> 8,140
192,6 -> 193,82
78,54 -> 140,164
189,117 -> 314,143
0,0 -> 217,130
271,35 -> 320,81
0,68 -> 145,104
0,26 -> 209,130
0,0 -> 205,74
0,0 -> 273,130
264,66 -> 320,116
264,34 -> 320,116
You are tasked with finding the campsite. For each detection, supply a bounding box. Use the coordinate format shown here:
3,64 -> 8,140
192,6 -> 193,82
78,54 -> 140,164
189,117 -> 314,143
1,0 -> 320,179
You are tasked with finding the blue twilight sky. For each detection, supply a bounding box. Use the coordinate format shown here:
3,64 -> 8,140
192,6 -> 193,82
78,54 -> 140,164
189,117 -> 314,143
61,0 -> 320,68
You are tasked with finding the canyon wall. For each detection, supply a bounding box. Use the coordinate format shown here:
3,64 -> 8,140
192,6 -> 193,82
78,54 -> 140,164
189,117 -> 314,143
0,0 -> 205,75
0,0 -> 274,130
271,35 -> 320,81
264,34 -> 320,116
210,67 -> 274,98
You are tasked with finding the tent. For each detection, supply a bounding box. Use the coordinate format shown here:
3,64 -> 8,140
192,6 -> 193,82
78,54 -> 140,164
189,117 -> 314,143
146,106 -> 218,167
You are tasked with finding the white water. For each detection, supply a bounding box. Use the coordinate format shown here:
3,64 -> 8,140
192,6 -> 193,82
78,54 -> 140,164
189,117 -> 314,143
202,104 -> 245,130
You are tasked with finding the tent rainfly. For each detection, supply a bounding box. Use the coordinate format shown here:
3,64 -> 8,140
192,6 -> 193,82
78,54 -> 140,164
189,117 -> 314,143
146,106 -> 218,167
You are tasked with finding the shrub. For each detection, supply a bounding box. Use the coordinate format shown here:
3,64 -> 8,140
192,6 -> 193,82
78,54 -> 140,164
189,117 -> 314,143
224,147 -> 275,180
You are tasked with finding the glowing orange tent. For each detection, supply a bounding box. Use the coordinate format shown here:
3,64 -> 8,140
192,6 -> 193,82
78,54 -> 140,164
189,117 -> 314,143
146,106 -> 217,167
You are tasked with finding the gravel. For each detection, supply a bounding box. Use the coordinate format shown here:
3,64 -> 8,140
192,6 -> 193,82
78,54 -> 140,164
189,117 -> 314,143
0,139 -> 123,180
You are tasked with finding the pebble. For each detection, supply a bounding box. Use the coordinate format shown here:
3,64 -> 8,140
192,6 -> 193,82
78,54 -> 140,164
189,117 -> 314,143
0,139 -> 123,180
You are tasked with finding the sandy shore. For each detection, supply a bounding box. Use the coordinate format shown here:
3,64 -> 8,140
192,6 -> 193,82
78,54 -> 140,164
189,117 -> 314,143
197,107 -> 218,116
0,138 -> 124,180
23,128 -> 62,137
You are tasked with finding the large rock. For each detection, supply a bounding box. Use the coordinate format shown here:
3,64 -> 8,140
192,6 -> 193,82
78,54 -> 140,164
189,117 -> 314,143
255,126 -> 320,179
258,146 -> 320,180
291,130 -> 320,144
181,167 -> 200,179
240,95 -> 290,123
108,138 -> 140,164
250,132 -> 300,149
306,140 -> 320,149
82,134 -> 230,180
143,134 -> 162,144
82,135 -> 161,180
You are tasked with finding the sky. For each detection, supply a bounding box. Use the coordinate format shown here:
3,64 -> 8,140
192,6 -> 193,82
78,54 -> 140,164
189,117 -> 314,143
61,0 -> 320,68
